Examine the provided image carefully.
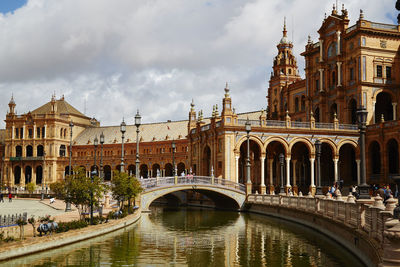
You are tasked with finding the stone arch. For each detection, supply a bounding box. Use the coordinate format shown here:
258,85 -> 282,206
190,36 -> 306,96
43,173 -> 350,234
337,139 -> 359,155
140,164 -> 149,178
177,162 -> 186,176
202,145 -> 211,176
375,91 -> 394,122
25,166 -> 32,184
36,166 -> 43,184
290,141 -> 312,194
339,144 -> 357,186
263,137 -> 289,154
318,138 -> 337,157
37,145 -> 44,157
128,164 -> 136,176
14,166 -> 21,184
387,139 -> 399,174
16,145 -> 22,157
288,138 -> 314,155
239,139 -> 262,192
152,163 -> 160,177
26,145 -> 33,157
235,135 -> 264,153
165,163 -> 173,176
104,165 -> 111,181
320,142 -> 334,188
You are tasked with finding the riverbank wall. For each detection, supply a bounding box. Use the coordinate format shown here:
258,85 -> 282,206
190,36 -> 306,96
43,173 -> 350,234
0,210 -> 141,262
245,194 -> 400,267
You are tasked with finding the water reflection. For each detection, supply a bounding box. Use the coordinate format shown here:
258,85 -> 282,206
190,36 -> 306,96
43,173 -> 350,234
4,207 -> 365,267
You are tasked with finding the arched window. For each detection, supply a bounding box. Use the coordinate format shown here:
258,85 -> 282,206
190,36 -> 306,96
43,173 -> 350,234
26,145 -> 33,157
327,42 -> 337,58
295,97 -> 299,112
37,145 -> 44,157
375,92 -> 393,122
301,96 -> 306,111
60,128 -> 63,138
59,145 -> 66,157
16,146 -> 22,157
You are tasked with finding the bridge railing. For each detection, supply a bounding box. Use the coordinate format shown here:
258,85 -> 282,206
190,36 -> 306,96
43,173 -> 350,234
140,176 -> 245,193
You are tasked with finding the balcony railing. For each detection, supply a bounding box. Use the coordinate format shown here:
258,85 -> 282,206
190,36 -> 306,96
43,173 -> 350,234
10,156 -> 44,161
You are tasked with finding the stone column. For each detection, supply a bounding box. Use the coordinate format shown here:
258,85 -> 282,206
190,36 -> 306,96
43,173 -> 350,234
336,31 -> 341,55
285,157 -> 291,192
333,158 -> 339,182
268,159 -> 274,194
292,160 -> 297,195
260,156 -> 265,194
319,69 -> 324,91
235,155 -> 239,183
393,103 -> 397,120
319,39 -> 323,62
310,157 -> 316,195
372,101 -> 376,123
11,125 -> 15,139
33,123 -> 36,139
337,62 -> 342,86
356,159 -> 361,185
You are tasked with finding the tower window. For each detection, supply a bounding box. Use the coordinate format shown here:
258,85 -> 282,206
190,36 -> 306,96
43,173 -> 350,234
376,65 -> 382,78
288,69 -> 292,75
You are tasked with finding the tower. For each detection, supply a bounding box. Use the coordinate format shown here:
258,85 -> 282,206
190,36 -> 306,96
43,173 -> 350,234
267,18 -> 301,120
8,95 -> 16,115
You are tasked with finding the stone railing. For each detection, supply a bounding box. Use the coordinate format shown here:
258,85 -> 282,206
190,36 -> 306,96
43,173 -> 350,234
247,192 -> 400,266
0,212 -> 27,227
236,119 -> 357,131
140,176 -> 246,193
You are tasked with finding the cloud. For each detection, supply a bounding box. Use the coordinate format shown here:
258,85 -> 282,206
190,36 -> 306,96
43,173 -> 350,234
0,0 -> 395,127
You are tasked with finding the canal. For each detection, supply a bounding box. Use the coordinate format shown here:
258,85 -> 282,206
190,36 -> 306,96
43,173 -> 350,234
6,207 -> 365,266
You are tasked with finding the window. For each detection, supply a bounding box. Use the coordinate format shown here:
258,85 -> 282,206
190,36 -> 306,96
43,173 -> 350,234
59,145 -> 66,157
350,68 -> 354,81
327,42 -> 337,58
15,128 -> 19,139
377,65 -> 383,77
361,37 -> 366,46
37,127 -> 40,138
42,127 -> 45,138
295,98 -> 299,112
332,71 -> 336,87
301,96 -> 306,111
20,128 -> 23,139
28,129 -> 33,138
316,79 -> 319,91
386,66 -> 392,79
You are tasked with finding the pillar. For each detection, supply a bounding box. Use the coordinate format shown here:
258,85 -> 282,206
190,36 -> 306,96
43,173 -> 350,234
235,155 -> 239,183
336,31 -> 341,55
285,157 -> 291,192
260,156 -> 266,194
356,159 -> 361,185
319,69 -> 324,92
333,158 -> 339,182
372,101 -> 376,122
310,157 -> 316,195
268,159 -> 274,194
292,160 -> 297,195
319,39 -> 323,62
393,103 -> 397,120
337,62 -> 342,86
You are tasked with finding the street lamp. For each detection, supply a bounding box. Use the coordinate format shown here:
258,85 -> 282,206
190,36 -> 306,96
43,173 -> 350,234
315,139 -> 323,196
135,110 -> 141,178
357,107 -> 370,199
279,153 -> 285,194
245,118 -> 252,193
100,132 -> 104,180
66,121 -> 74,211
90,136 -> 98,225
172,141 -> 176,176
41,152 -> 46,200
120,119 -> 126,173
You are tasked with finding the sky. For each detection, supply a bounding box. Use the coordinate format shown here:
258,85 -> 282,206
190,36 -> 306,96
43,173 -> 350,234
0,0 -> 396,127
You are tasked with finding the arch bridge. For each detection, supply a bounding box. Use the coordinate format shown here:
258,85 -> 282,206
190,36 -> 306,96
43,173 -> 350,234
139,176 -> 246,211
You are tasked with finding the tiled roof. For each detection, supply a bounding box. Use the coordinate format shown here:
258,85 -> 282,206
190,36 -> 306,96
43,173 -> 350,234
31,99 -> 87,117
237,110 -> 264,120
74,120 -> 189,145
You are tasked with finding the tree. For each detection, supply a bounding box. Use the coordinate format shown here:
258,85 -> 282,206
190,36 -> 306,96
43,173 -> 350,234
64,167 -> 107,220
50,180 -> 66,199
111,171 -> 143,212
28,216 -> 37,237
26,182 -> 36,194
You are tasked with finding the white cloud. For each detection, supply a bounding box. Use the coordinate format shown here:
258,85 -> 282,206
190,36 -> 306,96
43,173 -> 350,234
0,0 -> 395,127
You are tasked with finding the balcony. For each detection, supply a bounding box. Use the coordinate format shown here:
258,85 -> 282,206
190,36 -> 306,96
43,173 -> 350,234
10,156 -> 44,161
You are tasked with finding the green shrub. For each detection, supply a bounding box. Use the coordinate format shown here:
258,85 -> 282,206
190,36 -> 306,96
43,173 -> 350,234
56,220 -> 88,233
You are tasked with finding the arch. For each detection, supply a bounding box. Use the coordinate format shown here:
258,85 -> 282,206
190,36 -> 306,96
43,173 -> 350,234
348,98 -> 357,124
26,145 -> 33,157
25,166 -> 32,184
337,139 -> 358,153
320,142 -> 334,188
202,145 -> 211,176
14,166 -> 21,184
339,144 -> 357,186
140,164 -> 148,178
152,164 -> 160,177
16,146 -> 22,157
387,139 -> 399,174
288,138 -> 314,155
37,145 -> 44,157
104,165 -> 111,181
263,137 -> 289,153
314,107 -> 320,123
177,162 -> 185,176
369,141 -> 381,176
59,145 -> 66,157
36,166 -> 43,184
375,92 -> 393,122
90,165 -> 98,176
128,164 -> 136,177
165,163 -> 173,176
290,141 -> 311,194
318,138 -> 337,156
239,139 -> 261,193
330,103 -> 337,122
235,135 -> 264,152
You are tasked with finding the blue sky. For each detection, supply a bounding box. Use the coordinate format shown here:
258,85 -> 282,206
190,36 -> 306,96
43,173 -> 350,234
0,0 -> 26,14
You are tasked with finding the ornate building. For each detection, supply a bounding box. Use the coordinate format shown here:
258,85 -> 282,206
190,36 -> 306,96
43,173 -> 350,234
0,6 -> 399,195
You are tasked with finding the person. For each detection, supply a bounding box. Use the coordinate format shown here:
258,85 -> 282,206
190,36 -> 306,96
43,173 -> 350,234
50,197 -> 55,204
8,192 -> 12,202
329,184 -> 337,197
181,171 -> 185,177
384,185 -> 392,203
0,192 -> 3,203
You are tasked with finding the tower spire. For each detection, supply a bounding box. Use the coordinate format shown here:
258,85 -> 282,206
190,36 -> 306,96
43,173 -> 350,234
283,17 -> 287,37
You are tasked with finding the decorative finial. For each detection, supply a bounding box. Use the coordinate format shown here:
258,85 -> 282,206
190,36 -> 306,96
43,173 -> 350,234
332,3 -> 336,14
224,82 -> 230,97
190,99 -> 195,111
307,35 -> 312,45
233,107 -> 236,114
215,104 -> 219,116
359,9 -> 364,19
9,94 -> 15,105
212,105 -> 216,117
283,17 -> 287,37
324,13 -> 327,19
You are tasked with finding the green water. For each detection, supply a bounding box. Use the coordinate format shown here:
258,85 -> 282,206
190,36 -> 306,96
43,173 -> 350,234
4,207 -> 365,267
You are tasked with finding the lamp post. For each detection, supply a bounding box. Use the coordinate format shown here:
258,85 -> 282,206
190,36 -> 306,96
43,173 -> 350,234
279,153 -> 285,194
357,107 -> 370,199
100,132 -> 104,180
315,139 -> 323,196
245,118 -> 252,194
120,119 -> 126,173
41,152 -> 46,200
90,136 -> 98,225
172,141 -> 176,176
135,110 -> 141,178
66,121 -> 74,211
